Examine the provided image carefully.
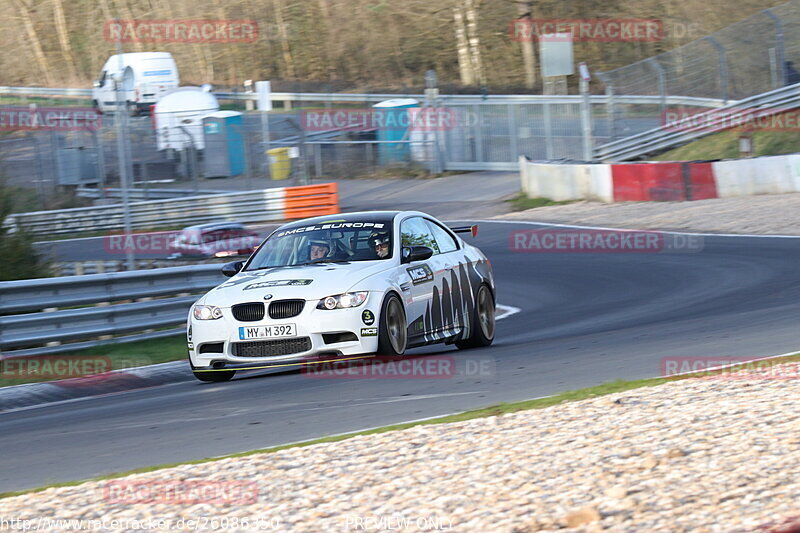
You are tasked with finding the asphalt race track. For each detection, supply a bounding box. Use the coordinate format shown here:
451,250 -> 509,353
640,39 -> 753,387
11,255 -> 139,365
2,221 -> 800,492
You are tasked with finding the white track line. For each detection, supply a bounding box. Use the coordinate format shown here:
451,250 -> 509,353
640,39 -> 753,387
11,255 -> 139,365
466,219 -> 800,239
496,304 -> 520,320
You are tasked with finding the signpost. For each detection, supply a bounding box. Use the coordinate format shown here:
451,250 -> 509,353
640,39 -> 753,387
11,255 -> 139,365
540,32 -> 573,95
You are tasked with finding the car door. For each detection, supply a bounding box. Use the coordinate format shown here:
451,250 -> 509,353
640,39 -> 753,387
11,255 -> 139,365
399,216 -> 452,345
424,218 -> 468,334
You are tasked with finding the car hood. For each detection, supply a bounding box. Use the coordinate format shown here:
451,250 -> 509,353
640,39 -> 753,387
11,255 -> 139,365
205,261 -> 390,305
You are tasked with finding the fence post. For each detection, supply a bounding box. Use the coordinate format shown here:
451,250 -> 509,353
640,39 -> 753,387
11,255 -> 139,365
647,58 -> 667,114
507,103 -> 519,162
704,36 -> 729,103
28,132 -> 46,209
92,129 -> 107,200
763,9 -> 786,87
580,79 -> 593,161
473,103 -> 484,163
597,74 -> 616,142
314,143 -> 322,177
542,102 -> 554,160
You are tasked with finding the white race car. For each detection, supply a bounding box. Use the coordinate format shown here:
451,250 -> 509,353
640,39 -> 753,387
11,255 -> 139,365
188,211 -> 496,382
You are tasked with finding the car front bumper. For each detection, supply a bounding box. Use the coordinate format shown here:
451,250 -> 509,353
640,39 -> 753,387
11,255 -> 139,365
188,294 -> 382,369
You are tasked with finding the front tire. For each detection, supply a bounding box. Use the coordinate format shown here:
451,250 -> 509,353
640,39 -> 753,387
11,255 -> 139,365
456,284 -> 495,349
377,293 -> 407,356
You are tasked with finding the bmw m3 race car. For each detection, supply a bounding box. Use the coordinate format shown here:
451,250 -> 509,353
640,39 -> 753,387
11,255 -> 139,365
188,211 -> 496,382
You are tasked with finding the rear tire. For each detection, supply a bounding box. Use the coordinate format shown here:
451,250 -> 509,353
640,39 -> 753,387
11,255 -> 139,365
456,284 -> 495,349
190,362 -> 235,382
377,293 -> 407,356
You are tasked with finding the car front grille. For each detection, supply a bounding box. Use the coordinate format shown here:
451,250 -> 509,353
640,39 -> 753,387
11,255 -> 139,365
268,299 -> 305,319
232,302 -> 265,322
231,337 -> 312,357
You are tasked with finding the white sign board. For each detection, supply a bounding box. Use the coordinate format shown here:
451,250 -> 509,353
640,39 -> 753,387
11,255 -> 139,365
578,62 -> 591,82
540,33 -> 574,77
256,81 -> 272,111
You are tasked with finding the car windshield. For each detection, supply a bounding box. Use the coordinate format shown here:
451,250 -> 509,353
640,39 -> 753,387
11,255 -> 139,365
245,221 -> 393,269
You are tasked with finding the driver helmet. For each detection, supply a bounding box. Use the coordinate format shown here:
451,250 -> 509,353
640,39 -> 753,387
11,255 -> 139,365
308,238 -> 331,260
370,231 -> 391,258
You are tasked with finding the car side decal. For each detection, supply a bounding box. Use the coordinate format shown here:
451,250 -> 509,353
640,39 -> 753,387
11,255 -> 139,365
406,264 -> 433,285
406,255 -> 490,343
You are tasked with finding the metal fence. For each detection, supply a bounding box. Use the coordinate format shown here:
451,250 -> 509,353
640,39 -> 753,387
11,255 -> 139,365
0,264 -> 222,357
0,88 -> 730,193
597,0 -> 800,145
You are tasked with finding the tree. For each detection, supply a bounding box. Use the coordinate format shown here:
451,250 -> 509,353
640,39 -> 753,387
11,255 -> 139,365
0,179 -> 51,281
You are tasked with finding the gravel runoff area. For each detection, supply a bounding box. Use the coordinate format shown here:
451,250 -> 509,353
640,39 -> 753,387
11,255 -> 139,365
498,193 -> 800,235
2,367 -> 800,532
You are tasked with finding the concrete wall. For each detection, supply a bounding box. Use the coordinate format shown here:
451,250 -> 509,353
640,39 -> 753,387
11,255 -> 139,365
519,155 -> 800,202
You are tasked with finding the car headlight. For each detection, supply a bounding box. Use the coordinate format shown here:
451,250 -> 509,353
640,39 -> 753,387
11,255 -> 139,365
193,304 -> 223,320
316,291 -> 369,310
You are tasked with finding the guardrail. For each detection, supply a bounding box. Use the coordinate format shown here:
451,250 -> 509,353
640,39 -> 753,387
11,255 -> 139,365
0,85 -> 731,108
76,187 -> 229,201
6,183 -> 339,236
0,264 -> 223,357
52,258 -> 228,276
594,82 -> 800,161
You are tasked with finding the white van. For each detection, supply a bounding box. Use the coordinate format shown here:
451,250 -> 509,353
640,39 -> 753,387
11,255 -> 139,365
92,52 -> 179,116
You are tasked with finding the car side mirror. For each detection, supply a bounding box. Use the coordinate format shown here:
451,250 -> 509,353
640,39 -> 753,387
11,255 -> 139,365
401,246 -> 434,264
221,260 -> 244,277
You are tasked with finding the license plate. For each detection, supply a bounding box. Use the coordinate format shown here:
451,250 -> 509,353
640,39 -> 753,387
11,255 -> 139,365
238,324 -> 297,340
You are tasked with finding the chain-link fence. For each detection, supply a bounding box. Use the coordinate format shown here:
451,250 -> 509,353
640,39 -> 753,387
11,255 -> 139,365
597,0 -> 800,142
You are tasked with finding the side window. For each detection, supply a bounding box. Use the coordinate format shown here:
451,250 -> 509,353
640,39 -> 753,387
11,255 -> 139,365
426,220 -> 459,253
400,217 -> 439,254
202,230 -> 223,244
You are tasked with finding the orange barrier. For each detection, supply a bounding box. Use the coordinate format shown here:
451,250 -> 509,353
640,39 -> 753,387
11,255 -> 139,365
283,182 -> 340,220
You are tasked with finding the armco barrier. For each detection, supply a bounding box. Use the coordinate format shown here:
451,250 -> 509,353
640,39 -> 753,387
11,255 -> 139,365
0,264 -> 223,357
519,155 -> 800,202
5,183 -> 340,236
